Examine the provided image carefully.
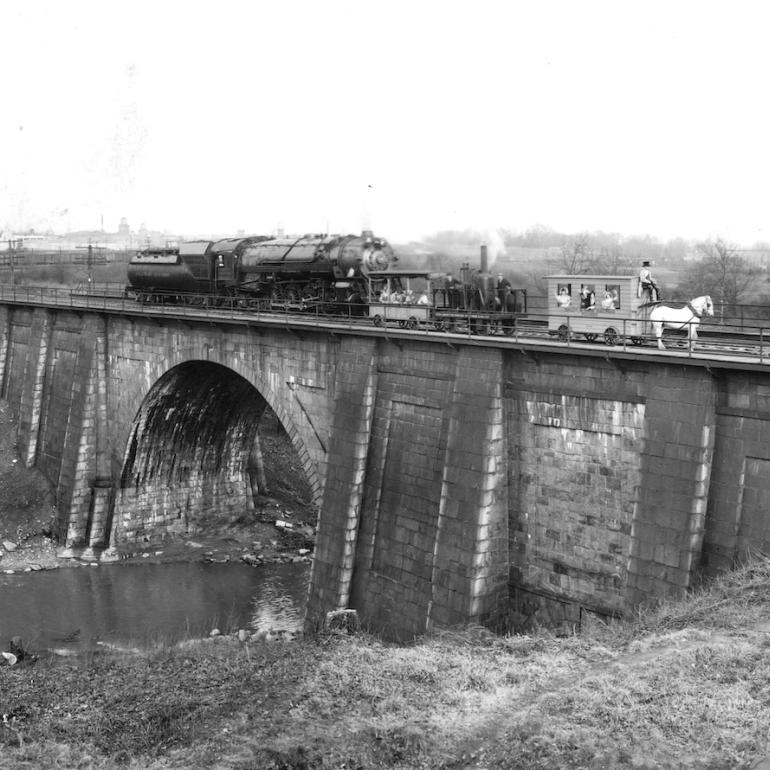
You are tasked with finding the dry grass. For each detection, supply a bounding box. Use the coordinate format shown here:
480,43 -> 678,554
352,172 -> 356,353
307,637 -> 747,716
1,559 -> 770,768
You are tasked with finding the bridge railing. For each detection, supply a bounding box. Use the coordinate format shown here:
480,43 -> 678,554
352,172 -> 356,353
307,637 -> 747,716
0,285 -> 769,363
547,312 -> 769,362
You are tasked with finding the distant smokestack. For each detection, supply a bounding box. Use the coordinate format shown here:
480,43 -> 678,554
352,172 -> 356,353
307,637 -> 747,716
480,244 -> 488,274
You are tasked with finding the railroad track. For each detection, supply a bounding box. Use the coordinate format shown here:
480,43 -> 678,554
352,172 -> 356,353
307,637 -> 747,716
5,288 -> 770,366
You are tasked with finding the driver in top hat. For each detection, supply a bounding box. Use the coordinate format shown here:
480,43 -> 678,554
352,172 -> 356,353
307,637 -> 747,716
639,261 -> 659,302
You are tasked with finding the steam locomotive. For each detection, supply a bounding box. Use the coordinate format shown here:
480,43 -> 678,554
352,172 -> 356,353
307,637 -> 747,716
125,231 -> 529,334
126,230 -> 397,309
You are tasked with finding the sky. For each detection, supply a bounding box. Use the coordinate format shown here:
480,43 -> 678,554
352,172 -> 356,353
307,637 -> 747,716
2,0 -> 770,246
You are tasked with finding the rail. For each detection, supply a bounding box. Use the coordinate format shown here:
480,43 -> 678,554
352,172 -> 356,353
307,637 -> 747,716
549,310 -> 770,363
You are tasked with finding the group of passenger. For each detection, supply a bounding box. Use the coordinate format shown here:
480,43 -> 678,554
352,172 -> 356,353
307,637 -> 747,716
555,285 -> 619,311
554,261 -> 660,311
378,286 -> 430,305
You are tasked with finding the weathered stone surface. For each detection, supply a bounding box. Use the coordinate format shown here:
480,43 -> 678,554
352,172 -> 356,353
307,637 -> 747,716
2,302 -> 770,639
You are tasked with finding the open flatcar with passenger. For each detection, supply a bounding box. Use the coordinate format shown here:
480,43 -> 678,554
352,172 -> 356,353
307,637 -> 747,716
368,267 -> 527,334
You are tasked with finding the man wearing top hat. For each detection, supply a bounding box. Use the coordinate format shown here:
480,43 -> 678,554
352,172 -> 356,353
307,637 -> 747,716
638,260 -> 659,302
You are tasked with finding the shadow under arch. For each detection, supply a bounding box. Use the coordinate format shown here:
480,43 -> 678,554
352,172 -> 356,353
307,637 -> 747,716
110,360 -> 315,550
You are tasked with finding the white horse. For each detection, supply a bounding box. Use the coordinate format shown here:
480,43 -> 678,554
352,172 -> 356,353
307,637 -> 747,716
648,296 -> 714,350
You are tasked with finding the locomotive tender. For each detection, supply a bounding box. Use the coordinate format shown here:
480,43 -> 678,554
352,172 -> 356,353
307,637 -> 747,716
126,230 -> 397,308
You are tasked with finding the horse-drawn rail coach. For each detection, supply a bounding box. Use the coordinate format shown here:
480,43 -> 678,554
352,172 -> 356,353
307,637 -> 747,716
545,273 -> 714,349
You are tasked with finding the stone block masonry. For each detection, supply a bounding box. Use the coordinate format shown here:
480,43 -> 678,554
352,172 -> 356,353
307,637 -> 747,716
0,299 -> 769,639
504,355 -> 725,632
507,388 -> 644,620
701,372 -> 770,576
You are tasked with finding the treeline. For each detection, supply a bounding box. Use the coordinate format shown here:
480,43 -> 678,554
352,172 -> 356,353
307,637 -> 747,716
397,227 -> 705,275
396,227 -> 770,306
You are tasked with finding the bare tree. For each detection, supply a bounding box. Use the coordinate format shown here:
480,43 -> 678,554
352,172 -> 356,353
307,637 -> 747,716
559,234 -> 592,273
688,238 -> 758,306
592,245 -> 633,274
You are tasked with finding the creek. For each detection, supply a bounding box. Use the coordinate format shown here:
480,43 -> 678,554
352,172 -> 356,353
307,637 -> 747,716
0,560 -> 311,654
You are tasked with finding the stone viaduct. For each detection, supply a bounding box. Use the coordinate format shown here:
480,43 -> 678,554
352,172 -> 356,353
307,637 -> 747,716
1,298 -> 769,640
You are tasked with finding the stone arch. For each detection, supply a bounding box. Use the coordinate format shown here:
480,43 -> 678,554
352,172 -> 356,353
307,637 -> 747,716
146,343 -> 325,509
110,360 -> 318,549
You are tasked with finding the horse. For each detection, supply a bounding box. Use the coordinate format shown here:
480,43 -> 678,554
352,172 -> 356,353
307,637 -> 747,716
647,296 -> 714,350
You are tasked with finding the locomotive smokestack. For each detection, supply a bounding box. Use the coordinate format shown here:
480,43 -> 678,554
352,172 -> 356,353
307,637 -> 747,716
480,244 -> 488,274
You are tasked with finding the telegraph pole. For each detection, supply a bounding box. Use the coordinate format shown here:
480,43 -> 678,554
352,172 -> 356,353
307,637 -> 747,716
76,241 -> 104,290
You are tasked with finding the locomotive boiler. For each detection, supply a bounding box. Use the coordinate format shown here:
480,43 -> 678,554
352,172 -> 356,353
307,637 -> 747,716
126,231 -> 397,307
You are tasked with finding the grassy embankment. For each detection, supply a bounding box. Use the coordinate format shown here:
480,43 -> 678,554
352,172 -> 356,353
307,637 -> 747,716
1,558 -> 770,769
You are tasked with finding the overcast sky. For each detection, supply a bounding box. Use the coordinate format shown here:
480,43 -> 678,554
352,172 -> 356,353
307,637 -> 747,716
2,1 -> 769,245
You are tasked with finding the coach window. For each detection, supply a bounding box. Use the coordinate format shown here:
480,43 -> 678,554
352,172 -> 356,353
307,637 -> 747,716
555,283 -> 572,308
579,284 -> 596,310
602,284 -> 620,311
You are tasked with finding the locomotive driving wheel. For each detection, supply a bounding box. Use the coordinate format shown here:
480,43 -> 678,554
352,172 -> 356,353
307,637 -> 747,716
603,327 -> 619,346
